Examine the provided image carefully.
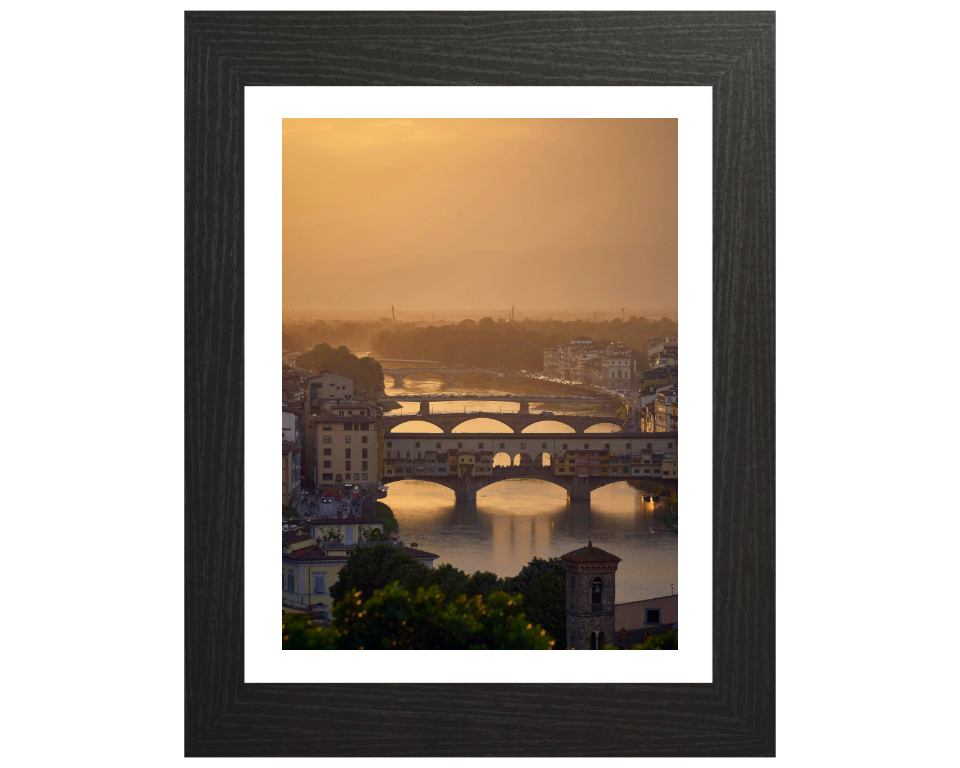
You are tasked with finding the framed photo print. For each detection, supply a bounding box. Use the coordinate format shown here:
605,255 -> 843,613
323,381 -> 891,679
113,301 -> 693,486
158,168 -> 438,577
186,10 -> 774,757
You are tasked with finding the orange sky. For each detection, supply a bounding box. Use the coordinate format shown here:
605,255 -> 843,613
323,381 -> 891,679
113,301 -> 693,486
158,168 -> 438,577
283,118 -> 677,313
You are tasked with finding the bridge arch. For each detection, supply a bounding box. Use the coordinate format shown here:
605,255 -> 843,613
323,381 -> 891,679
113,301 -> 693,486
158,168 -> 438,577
584,422 -> 625,433
388,420 -> 443,433
520,420 -> 575,433
493,451 -> 513,467
380,476 -> 456,497
513,452 -> 536,467
453,417 -> 514,433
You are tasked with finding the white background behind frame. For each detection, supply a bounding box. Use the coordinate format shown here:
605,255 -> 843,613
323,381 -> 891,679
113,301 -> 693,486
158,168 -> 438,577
245,87 -> 712,683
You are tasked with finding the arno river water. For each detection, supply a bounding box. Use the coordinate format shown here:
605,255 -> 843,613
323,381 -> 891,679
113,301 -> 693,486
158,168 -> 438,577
381,375 -> 678,603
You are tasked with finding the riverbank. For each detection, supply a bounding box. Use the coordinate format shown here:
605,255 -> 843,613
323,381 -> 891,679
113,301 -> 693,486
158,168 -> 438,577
374,500 -> 399,534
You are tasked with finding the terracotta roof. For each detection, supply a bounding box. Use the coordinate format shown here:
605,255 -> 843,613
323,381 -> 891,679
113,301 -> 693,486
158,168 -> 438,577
404,546 -> 440,559
284,545 -> 326,561
560,542 -> 622,563
282,441 -> 301,453
283,533 -> 313,545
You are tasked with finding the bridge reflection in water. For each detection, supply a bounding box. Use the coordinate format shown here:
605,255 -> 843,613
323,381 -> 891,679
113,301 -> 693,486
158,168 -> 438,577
383,478 -> 678,604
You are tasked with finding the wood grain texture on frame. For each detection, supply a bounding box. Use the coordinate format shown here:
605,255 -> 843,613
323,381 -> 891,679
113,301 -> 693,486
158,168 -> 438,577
185,11 -> 775,757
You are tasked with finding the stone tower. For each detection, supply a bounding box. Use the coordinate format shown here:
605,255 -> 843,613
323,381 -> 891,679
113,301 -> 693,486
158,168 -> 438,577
561,541 -> 622,650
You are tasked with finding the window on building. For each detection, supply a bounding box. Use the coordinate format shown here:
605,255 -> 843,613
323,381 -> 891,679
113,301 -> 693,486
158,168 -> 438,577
605,443 -> 610,449
345,449 -> 351,459
323,449 -> 331,456
406,451 -> 410,459
592,578 -> 603,607
322,425 -> 331,431
362,449 -> 368,458
362,461 -> 368,471
345,436 -> 351,444
521,443 -> 526,449
362,473 -> 368,480
542,443 -> 547,449
314,574 -> 326,593
322,473 -> 332,480
584,443 -> 589,449
479,443 -> 484,449
287,574 -> 294,592
323,461 -> 331,468
345,461 -> 351,471
647,443 -> 652,449
626,443 -> 631,449
387,441 -> 392,448
500,443 -> 505,449
417,452 -> 421,459
645,608 -> 661,625
562,444 -> 568,450
415,442 -> 420,448
362,436 -> 368,443
668,442 -> 673,448
323,436 -> 331,444
354,473 -> 360,481
458,443 -> 463,449
436,443 -> 441,449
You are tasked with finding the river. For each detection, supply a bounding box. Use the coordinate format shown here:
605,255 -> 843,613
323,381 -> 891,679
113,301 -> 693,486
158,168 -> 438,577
381,374 -> 678,603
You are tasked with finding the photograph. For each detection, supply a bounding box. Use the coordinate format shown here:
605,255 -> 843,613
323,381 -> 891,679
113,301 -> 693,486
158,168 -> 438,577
280,118 -> 679,650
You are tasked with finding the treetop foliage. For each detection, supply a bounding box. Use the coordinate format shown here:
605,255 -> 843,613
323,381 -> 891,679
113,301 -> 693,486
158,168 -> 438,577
283,583 -> 555,650
296,343 -> 384,393
283,316 -> 678,374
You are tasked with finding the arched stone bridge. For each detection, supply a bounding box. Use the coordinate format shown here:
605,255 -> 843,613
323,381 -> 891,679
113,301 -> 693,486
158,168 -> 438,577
383,410 -> 626,435
381,367 -> 501,388
382,466 -> 632,503
381,431 -> 679,505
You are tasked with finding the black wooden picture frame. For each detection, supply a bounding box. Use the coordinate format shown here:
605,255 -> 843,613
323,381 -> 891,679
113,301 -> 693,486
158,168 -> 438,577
185,11 -> 775,757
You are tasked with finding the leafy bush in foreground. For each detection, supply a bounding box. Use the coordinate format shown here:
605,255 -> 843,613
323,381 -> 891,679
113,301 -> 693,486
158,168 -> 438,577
283,583 -> 555,650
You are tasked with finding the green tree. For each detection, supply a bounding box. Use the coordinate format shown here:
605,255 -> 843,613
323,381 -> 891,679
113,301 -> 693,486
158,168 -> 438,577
283,584 -> 556,650
359,526 -> 390,541
328,543 -> 430,603
281,330 -> 305,353
296,343 -> 385,392
373,501 -> 399,534
465,570 -> 507,599
426,563 -> 470,597
503,557 -> 567,644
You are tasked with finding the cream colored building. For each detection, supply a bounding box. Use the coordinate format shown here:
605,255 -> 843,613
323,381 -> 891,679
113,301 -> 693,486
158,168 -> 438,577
282,519 -> 439,618
311,399 -> 380,490
305,371 -> 355,408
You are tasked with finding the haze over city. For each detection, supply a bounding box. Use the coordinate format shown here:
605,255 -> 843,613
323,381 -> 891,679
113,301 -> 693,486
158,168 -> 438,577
283,118 -> 678,314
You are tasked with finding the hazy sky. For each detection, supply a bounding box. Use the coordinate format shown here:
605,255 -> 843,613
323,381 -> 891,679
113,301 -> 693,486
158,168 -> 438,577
283,118 -> 677,313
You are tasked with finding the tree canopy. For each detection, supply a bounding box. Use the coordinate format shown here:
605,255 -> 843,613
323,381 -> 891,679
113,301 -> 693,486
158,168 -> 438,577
296,343 -> 384,392
283,583 -> 555,650
283,316 -> 677,374
501,557 -> 567,644
329,543 -> 505,605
